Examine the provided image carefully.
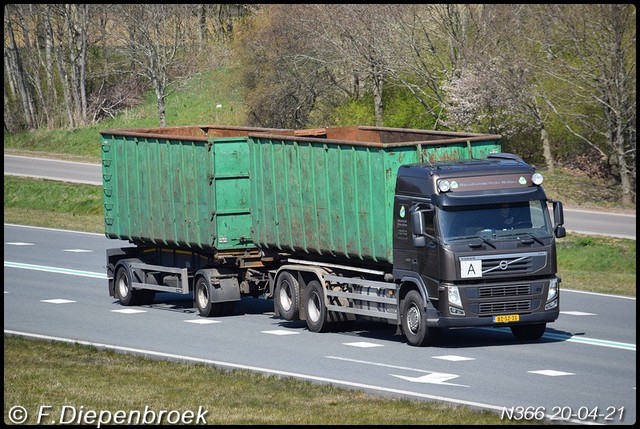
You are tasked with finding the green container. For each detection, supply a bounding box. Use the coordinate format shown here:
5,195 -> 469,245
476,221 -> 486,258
248,126 -> 501,265
100,126 -> 292,252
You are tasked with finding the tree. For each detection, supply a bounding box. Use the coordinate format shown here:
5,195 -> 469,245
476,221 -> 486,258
440,4 -> 559,171
4,4 -> 36,130
541,4 -> 636,204
110,4 -> 198,127
383,4 -> 481,130
237,4 -> 403,127
297,4 -> 401,126
233,4 -> 331,128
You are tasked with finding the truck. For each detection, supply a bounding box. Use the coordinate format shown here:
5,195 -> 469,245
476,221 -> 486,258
101,124 -> 566,346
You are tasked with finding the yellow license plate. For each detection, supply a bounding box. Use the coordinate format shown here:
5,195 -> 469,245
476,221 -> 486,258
494,314 -> 520,323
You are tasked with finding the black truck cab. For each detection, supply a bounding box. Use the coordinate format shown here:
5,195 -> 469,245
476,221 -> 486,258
392,153 -> 566,341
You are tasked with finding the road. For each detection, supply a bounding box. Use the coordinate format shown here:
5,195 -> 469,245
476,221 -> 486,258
4,224 -> 636,425
4,154 -> 635,239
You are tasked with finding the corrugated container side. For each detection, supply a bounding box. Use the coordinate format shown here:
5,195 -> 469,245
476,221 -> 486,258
101,132 -> 256,251
249,129 -> 501,265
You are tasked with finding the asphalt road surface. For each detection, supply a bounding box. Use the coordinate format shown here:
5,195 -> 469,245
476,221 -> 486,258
4,224 -> 636,425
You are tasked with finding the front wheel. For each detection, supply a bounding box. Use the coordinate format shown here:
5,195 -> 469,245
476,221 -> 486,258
304,280 -> 327,332
401,290 -> 434,347
510,323 -> 546,341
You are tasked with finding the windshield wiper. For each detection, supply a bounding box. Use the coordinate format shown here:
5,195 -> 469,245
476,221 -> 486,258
448,235 -> 496,249
498,231 -> 544,245
519,232 -> 544,245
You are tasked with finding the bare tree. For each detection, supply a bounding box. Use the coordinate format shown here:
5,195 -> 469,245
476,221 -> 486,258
384,4 -> 482,129
234,4 -> 332,128
4,4 -> 93,130
4,5 -> 36,130
540,4 -> 636,204
49,4 -> 76,128
294,4 -> 400,126
441,5 -> 559,171
64,4 -> 89,125
238,4 -> 400,127
110,4 -> 198,127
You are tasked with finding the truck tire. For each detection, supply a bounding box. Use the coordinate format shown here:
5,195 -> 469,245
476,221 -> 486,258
510,323 -> 546,341
114,263 -> 142,306
304,280 -> 327,332
275,271 -> 300,320
195,277 -> 235,317
195,277 -> 214,317
401,290 -> 433,347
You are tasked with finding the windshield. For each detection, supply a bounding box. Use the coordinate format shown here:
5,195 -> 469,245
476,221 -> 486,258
438,200 -> 553,242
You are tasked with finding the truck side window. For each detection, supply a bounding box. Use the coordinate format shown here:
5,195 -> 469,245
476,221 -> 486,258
424,210 -> 435,237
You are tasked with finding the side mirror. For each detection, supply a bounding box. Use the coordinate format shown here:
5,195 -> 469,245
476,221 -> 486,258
553,200 -> 564,226
411,210 -> 425,236
555,225 -> 566,238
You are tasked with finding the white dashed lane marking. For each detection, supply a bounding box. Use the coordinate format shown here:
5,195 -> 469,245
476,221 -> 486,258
185,319 -> 221,325
343,341 -> 384,348
261,329 -> 300,336
432,355 -> 476,362
41,299 -> 76,304
561,311 -> 597,316
528,370 -> 574,377
110,309 -> 147,314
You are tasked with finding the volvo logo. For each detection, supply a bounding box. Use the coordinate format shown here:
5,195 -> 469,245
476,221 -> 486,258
499,260 -> 510,270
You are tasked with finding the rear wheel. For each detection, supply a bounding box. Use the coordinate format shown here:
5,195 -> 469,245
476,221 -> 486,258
275,271 -> 300,320
114,264 -> 143,306
304,280 -> 327,332
510,323 -> 546,341
401,290 -> 434,347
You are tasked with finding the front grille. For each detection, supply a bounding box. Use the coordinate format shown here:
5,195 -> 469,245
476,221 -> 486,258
459,251 -> 548,278
479,300 -> 531,314
482,257 -> 532,275
478,285 -> 530,298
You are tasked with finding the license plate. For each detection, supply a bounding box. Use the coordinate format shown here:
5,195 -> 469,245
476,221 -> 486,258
494,314 -> 520,323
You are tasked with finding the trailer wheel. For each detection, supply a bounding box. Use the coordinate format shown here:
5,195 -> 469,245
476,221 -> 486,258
114,264 -> 142,306
275,271 -> 300,320
510,323 -> 546,341
304,280 -> 327,332
195,277 -> 235,317
195,277 -> 215,317
401,290 -> 433,347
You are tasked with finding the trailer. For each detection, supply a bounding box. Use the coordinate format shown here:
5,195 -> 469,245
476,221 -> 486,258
102,125 -> 565,346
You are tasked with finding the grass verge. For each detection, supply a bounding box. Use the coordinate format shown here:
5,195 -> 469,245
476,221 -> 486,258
4,335 -> 539,425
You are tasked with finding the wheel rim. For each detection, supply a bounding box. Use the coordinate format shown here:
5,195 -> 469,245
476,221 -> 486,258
307,291 -> 321,322
117,271 -> 129,298
278,281 -> 292,312
406,303 -> 421,335
196,281 -> 209,309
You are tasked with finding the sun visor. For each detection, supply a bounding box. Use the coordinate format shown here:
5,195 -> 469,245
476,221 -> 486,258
431,186 -> 547,207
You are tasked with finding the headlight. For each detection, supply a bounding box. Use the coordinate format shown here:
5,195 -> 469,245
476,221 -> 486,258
448,286 -> 462,307
547,277 -> 559,301
438,180 -> 451,192
532,173 -> 544,185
